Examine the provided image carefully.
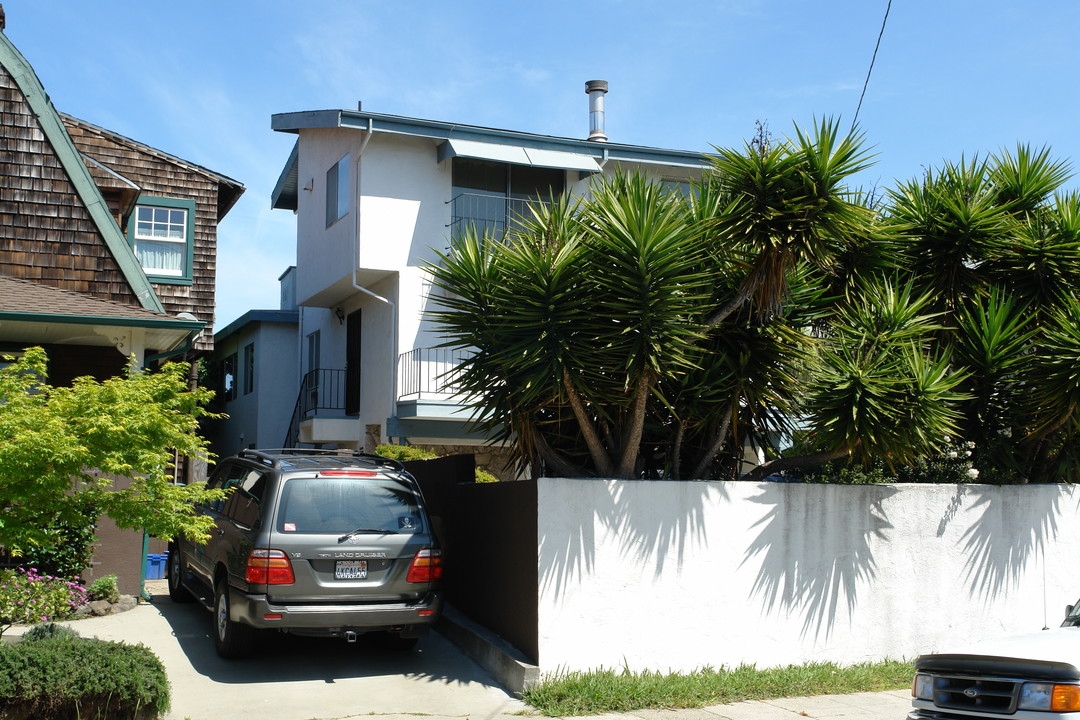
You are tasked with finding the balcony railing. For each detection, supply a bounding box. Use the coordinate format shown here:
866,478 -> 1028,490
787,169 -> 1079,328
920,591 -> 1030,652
284,368 -> 347,447
397,347 -> 469,399
448,193 -> 547,237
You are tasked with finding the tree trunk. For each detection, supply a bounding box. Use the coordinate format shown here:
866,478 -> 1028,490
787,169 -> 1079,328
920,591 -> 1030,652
532,428 -> 591,478
563,368 -> 615,477
689,402 -> 736,479
671,419 -> 687,480
740,445 -> 852,482
615,371 -> 654,478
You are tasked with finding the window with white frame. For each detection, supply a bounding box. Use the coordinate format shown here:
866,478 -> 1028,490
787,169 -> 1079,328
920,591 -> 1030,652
130,196 -> 195,280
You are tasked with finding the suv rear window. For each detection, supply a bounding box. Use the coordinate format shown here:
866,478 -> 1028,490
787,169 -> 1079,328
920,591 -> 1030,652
275,475 -> 423,534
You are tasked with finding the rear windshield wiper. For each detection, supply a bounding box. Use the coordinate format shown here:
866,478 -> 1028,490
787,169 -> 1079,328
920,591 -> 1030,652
338,527 -> 398,543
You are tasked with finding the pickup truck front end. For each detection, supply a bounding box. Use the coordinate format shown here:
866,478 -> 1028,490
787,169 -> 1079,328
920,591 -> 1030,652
910,611 -> 1080,719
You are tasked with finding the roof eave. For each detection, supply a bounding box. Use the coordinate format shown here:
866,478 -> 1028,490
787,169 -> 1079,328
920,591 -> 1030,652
270,109 -> 710,169
271,141 -> 299,211
0,310 -> 205,331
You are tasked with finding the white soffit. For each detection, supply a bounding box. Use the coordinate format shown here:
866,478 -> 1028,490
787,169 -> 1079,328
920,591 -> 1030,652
439,139 -> 601,172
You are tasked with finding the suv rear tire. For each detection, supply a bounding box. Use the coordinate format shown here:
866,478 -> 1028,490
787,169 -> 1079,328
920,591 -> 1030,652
214,578 -> 255,658
166,547 -> 193,603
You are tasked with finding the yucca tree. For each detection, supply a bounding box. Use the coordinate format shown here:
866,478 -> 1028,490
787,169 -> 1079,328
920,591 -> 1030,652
702,118 -> 875,325
429,173 -> 712,478
429,126 -> 1080,483
983,191 -> 1080,319
744,279 -> 968,481
1024,298 -> 1080,481
949,290 -> 1036,482
885,158 -> 1010,320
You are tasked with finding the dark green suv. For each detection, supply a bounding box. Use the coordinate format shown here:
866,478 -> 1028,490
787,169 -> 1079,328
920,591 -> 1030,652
167,449 -> 443,658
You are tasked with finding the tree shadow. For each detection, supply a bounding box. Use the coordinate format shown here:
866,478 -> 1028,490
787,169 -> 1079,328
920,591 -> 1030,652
538,479 -> 721,598
958,484 -> 1070,604
740,483 -> 897,641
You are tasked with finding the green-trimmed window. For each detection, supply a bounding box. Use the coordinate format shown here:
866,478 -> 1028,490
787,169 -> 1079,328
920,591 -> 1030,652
128,195 -> 195,283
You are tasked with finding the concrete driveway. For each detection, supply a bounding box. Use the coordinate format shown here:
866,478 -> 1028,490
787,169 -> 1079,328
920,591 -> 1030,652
43,585 -> 531,720
11,585 -> 914,720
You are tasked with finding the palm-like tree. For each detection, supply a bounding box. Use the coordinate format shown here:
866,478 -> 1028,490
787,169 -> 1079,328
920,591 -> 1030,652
703,118 -> 875,325
1025,298 -> 1080,481
429,173 -> 712,478
744,279 -> 967,480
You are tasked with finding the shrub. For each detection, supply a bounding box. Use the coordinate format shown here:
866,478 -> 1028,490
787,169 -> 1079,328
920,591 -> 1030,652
87,574 -> 120,604
21,621 -> 80,642
375,443 -> 438,462
0,636 -> 170,719
16,500 -> 98,581
376,443 -> 502,481
0,568 -> 88,634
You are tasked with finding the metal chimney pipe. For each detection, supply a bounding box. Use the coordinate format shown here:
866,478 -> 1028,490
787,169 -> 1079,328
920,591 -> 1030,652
585,80 -> 608,142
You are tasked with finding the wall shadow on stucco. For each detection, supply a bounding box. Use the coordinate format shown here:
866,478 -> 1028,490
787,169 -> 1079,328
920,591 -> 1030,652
606,480 -> 719,577
538,479 -> 720,600
959,484 -> 1068,604
740,483 -> 897,641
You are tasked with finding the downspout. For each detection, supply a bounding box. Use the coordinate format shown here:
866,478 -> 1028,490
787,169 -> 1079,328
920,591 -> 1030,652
140,321 -> 205,601
350,131 -> 398,447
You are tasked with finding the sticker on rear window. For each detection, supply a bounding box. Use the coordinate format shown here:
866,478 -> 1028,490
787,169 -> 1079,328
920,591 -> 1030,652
398,516 -> 416,530
283,522 -> 296,532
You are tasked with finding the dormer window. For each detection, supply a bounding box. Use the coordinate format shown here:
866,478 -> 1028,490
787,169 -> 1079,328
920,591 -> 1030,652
128,195 -> 195,284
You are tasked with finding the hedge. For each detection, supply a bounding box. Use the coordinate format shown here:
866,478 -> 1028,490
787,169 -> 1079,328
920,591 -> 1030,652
0,632 -> 169,719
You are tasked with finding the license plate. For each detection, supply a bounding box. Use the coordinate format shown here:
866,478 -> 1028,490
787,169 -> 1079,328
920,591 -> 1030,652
335,560 -> 367,579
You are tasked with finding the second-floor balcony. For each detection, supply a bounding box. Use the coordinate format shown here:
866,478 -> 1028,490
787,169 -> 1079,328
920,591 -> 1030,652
397,347 -> 469,402
448,193 -> 547,238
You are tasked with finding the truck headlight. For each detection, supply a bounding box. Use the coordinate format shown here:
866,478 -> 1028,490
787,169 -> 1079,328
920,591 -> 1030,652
912,674 -> 934,701
1019,683 -> 1080,712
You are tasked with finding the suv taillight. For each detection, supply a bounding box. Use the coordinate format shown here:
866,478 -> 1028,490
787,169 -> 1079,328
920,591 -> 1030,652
245,549 -> 295,585
406,548 -> 443,583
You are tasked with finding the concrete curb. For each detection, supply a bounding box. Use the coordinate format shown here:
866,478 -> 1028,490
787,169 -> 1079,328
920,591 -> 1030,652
436,603 -> 540,694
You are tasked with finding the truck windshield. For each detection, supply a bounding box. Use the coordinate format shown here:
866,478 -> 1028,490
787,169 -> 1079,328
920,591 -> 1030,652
1063,600 -> 1080,627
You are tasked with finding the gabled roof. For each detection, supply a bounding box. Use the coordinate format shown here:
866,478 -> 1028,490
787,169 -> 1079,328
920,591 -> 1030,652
0,30 -> 164,313
270,109 -> 709,211
61,113 -> 245,220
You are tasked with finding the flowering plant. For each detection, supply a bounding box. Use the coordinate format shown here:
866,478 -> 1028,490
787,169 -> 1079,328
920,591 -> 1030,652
0,566 -> 88,635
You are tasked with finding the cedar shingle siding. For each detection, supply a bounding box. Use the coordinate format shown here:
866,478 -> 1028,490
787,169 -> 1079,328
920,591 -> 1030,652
0,64 -> 139,305
63,118 -> 226,351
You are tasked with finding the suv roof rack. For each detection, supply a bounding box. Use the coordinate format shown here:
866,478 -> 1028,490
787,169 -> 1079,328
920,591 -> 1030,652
237,448 -> 405,472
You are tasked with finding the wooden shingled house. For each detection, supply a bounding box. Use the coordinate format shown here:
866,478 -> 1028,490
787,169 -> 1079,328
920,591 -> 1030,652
0,18 -> 244,593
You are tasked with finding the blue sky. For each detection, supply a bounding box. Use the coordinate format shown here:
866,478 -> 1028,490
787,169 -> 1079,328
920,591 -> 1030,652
7,1 -> 1080,327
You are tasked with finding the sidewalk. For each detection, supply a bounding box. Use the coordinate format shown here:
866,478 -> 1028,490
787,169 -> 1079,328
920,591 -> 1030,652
6,584 -> 913,720
587,690 -> 912,719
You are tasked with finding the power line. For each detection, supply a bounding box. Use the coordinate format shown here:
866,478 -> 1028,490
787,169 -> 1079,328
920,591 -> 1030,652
852,0 -> 893,130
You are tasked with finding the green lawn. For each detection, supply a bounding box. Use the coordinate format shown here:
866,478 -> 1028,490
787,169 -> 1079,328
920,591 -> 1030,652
521,659 -> 914,716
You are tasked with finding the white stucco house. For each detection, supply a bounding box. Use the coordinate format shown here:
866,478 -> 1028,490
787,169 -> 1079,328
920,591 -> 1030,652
265,82 -> 711,472
209,266 -> 300,457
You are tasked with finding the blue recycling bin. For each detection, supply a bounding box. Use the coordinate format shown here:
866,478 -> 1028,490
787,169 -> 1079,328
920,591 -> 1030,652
144,553 -> 167,580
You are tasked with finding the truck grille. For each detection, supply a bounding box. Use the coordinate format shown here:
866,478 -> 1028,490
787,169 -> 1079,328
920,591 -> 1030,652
932,674 -> 1019,714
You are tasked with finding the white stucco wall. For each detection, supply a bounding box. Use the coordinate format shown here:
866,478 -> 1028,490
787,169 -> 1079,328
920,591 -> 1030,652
537,479 -> 1080,673
295,128 -> 362,308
